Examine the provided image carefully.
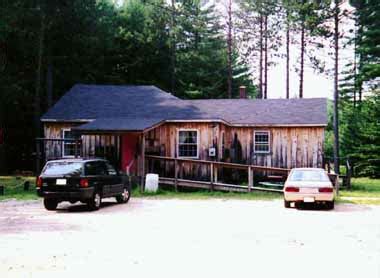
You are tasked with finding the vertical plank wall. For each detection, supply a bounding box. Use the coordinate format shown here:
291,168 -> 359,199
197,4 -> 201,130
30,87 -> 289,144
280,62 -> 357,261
149,123 -> 325,169
44,122 -> 325,169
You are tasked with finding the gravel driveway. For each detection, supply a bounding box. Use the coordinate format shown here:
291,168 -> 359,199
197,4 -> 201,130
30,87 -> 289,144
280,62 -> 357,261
0,198 -> 380,278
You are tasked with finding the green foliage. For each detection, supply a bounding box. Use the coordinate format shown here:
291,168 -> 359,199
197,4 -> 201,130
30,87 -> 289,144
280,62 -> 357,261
341,91 -> 380,177
339,0 -> 380,178
0,176 -> 38,201
0,0 -> 255,173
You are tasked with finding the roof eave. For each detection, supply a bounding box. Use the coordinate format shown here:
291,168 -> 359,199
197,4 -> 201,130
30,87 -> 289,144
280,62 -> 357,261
41,119 -> 94,123
230,123 -> 328,127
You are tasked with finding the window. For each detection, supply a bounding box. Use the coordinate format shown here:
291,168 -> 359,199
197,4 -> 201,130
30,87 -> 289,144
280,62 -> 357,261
62,129 -> 78,157
288,169 -> 330,182
178,130 -> 199,158
254,131 -> 270,153
85,161 -> 107,176
42,161 -> 83,177
106,162 -> 117,176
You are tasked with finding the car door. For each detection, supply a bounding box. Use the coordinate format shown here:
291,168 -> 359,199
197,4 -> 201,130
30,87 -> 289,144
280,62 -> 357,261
105,162 -> 124,195
96,161 -> 113,197
85,161 -> 109,197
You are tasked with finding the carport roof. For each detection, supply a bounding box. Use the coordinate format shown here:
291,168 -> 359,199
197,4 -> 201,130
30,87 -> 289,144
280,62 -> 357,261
72,118 -> 164,132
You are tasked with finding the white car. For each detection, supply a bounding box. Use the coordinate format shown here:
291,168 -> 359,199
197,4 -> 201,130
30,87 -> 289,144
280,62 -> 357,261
283,168 -> 335,209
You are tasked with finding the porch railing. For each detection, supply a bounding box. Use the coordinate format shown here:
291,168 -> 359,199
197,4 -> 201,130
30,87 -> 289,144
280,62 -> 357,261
145,155 -> 339,194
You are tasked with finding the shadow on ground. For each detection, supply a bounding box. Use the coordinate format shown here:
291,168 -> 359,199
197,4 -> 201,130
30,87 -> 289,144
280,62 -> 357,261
56,201 -> 120,213
289,202 -> 372,213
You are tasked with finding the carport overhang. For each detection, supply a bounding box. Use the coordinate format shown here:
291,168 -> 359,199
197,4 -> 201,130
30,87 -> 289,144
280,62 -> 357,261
71,117 -> 165,134
70,118 -> 166,190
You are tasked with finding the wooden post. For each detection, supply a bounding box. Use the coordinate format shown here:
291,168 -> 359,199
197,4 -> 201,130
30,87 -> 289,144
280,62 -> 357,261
140,133 -> 146,193
335,174 -> 339,196
36,140 -> 41,175
327,158 -> 331,173
210,162 -> 214,192
214,165 -> 218,183
346,159 -> 352,190
174,159 -> 178,192
248,166 -> 253,192
74,140 -> 78,158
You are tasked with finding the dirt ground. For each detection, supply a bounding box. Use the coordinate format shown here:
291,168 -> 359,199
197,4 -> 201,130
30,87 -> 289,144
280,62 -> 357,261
0,198 -> 379,278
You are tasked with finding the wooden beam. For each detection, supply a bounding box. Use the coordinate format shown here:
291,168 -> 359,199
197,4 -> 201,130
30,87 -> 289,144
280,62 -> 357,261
174,159 -> 178,192
214,165 -> 218,183
36,140 -> 41,175
146,155 -> 290,173
210,163 -> 214,192
141,133 -> 146,193
248,166 -> 253,192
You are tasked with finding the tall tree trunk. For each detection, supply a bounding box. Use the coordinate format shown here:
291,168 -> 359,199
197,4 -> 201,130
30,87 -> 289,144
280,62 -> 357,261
258,14 -> 263,99
227,0 -> 233,99
170,0 -> 176,95
299,20 -> 305,98
34,9 -> 45,138
286,12 -> 290,99
46,55 -> 53,109
264,15 -> 268,99
333,0 -> 340,174
353,34 -> 357,108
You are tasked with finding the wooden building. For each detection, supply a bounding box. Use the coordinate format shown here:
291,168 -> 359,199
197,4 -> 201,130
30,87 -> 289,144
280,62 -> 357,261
39,84 -> 327,182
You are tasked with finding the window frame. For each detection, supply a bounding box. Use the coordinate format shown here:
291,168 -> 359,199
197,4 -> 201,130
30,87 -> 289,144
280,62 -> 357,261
253,130 -> 271,154
177,129 -> 200,159
62,128 -> 76,158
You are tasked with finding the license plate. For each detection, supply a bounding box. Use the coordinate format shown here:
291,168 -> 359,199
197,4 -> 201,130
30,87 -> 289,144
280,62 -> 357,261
304,197 -> 315,203
56,179 -> 67,185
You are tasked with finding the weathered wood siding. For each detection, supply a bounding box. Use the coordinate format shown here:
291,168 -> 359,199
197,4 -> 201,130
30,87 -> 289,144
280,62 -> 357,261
44,122 -> 325,172
146,123 -> 325,169
43,123 -> 121,166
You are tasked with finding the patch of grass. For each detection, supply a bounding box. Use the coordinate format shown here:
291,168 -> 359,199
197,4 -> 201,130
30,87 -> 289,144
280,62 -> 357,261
337,178 -> 380,205
0,176 -> 38,201
339,178 -> 380,198
132,187 -> 282,201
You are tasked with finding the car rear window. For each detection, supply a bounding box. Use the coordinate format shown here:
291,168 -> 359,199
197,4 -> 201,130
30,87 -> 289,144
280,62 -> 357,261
288,170 -> 330,182
42,161 -> 83,176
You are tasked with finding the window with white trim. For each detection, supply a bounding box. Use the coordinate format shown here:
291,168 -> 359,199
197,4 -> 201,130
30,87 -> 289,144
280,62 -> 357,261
178,130 -> 199,158
254,131 -> 270,153
62,129 -> 76,157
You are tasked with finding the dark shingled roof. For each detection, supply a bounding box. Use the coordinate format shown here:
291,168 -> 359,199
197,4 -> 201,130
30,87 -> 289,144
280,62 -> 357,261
187,98 -> 327,126
72,118 -> 164,132
41,84 -> 327,129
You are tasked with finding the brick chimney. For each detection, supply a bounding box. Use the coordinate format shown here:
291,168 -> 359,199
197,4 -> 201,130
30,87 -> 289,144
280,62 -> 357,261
239,86 -> 247,99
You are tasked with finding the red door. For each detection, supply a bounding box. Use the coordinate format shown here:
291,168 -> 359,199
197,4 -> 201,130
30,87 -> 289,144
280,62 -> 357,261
121,134 -> 139,175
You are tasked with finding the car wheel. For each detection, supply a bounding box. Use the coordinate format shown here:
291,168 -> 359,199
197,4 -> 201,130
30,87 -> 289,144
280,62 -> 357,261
44,199 -> 58,211
116,187 -> 131,204
87,192 -> 102,211
326,201 -> 335,210
284,200 -> 291,208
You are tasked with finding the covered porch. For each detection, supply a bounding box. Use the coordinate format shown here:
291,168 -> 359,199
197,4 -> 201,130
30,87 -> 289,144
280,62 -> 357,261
36,118 -> 165,188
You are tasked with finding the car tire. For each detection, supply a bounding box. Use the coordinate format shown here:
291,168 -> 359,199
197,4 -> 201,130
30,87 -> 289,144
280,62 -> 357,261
284,200 -> 291,208
326,201 -> 335,210
87,192 -> 102,211
116,187 -> 131,204
44,199 -> 58,211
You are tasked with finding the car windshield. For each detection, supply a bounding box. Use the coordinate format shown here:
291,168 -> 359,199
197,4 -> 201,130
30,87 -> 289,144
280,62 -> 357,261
42,161 -> 83,176
288,170 -> 330,182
